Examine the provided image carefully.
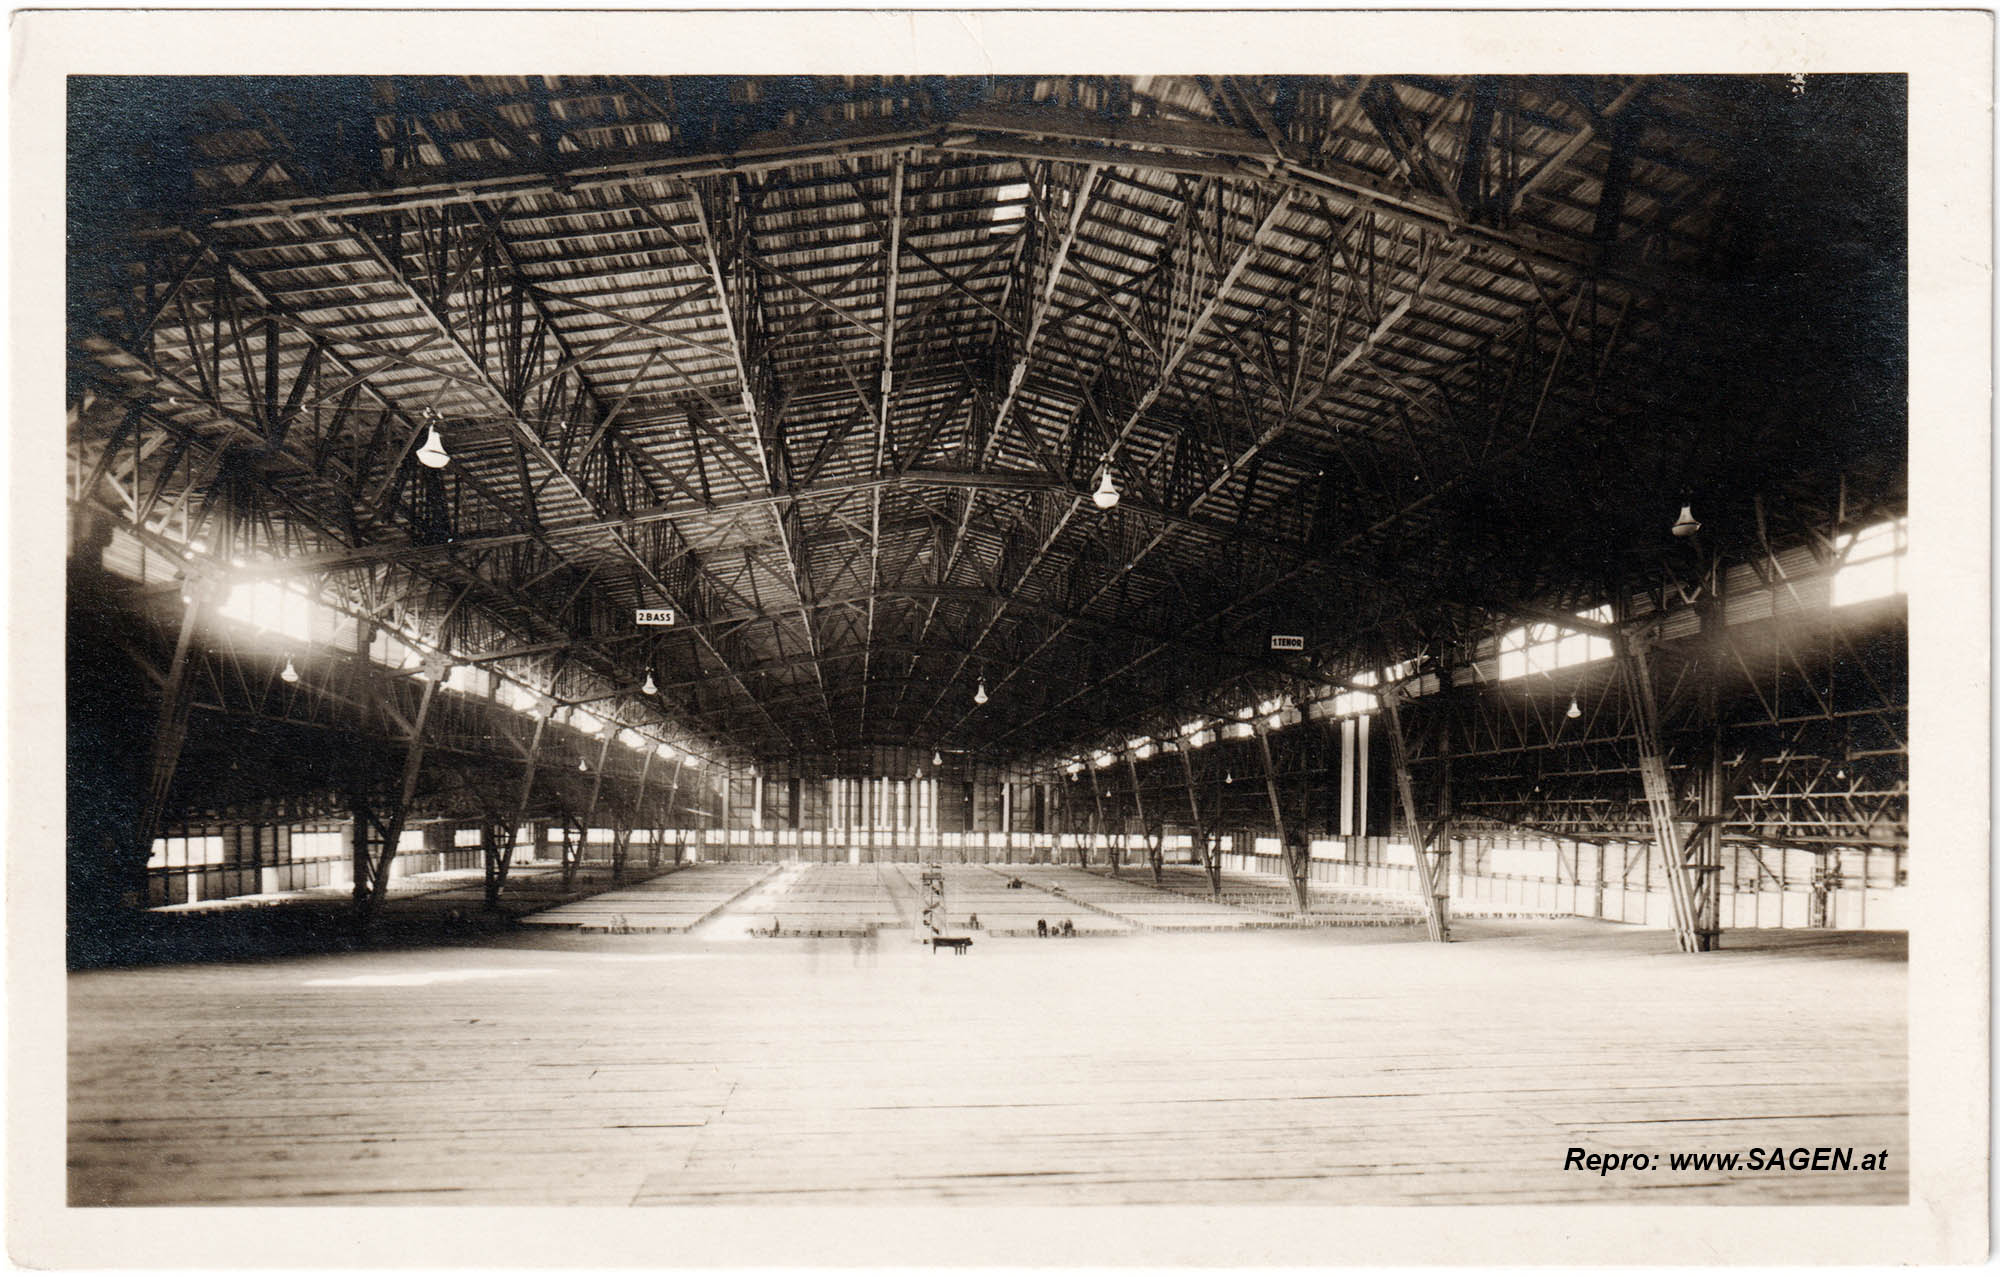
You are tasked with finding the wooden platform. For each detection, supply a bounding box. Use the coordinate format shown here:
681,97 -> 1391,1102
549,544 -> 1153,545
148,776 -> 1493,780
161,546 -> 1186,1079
68,919 -> 1905,1206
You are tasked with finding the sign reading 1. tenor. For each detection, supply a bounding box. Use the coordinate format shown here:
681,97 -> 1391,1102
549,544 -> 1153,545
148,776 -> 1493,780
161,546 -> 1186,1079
1269,634 -> 1304,651
636,608 -> 677,626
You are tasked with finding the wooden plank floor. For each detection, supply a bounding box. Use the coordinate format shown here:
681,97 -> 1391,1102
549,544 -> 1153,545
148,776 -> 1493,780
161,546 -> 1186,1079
68,918 -> 1906,1206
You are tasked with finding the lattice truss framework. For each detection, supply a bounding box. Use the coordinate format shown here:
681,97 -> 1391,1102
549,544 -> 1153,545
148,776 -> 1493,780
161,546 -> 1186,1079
69,74 -> 1905,812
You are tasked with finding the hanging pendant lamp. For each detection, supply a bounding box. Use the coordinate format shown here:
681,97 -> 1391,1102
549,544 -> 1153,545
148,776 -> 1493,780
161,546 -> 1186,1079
1091,467 -> 1121,510
416,424 -> 451,469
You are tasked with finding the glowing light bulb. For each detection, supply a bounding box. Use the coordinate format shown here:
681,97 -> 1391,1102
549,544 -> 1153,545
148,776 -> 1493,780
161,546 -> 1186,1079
933,750 -> 943,767
642,672 -> 657,695
974,679 -> 989,706
1225,770 -> 1233,784
416,425 -> 451,469
1671,504 -> 1700,537
1091,468 -> 1120,510
1566,698 -> 1582,719
281,659 -> 300,684
578,757 -> 589,771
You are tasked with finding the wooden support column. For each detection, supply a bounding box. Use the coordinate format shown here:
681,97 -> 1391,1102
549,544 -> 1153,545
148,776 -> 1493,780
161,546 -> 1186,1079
356,658 -> 443,923
1616,629 -> 1710,952
1377,689 -> 1450,942
1126,751 -> 1164,885
135,577 -> 214,888
487,709 -> 548,908
557,816 -> 582,890
1693,569 -> 1727,944
614,747 -> 656,883
1179,742 -> 1222,898
1087,760 -> 1107,869
1253,722 -> 1310,915
349,615 -> 379,914
662,753 -> 686,861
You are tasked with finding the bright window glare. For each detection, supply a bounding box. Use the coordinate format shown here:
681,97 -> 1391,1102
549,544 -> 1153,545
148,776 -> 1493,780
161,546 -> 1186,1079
220,580 -> 314,643
500,680 -> 540,713
147,834 -> 225,868
1333,686 -> 1377,717
445,664 -> 491,697
291,831 -> 345,859
1498,605 -> 1614,680
1832,517 -> 1907,607
571,709 -> 602,736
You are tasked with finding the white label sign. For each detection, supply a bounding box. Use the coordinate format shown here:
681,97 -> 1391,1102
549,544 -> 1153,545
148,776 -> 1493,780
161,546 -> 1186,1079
1269,634 -> 1305,651
636,608 -> 678,626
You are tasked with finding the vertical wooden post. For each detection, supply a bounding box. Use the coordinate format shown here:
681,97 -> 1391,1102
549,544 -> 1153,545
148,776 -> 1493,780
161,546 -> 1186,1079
1253,723 -> 1308,915
1692,566 -> 1727,944
487,710 -> 548,908
615,746 -> 656,883
1086,759 -> 1107,870
1377,688 -> 1449,942
1617,630 -> 1709,952
1177,740 -> 1221,898
357,661 -> 441,923
136,580 -> 210,884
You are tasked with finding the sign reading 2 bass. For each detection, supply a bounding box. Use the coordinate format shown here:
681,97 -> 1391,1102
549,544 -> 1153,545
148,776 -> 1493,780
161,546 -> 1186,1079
636,608 -> 678,626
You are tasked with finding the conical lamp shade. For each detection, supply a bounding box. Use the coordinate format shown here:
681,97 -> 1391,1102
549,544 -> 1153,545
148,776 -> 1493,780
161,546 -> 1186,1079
1671,504 -> 1700,537
1092,469 -> 1120,509
974,680 -> 989,705
642,672 -> 657,695
280,659 -> 300,684
416,425 -> 451,469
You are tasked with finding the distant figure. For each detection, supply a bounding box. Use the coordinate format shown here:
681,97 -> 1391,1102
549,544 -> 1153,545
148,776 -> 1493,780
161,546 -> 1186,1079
1061,918 -> 1076,938
1008,877 -> 1023,889
1037,918 -> 1049,937
967,912 -> 980,930
771,916 -> 781,936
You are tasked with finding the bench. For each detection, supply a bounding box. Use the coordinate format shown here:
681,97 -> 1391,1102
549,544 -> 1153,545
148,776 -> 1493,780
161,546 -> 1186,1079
930,936 -> 973,955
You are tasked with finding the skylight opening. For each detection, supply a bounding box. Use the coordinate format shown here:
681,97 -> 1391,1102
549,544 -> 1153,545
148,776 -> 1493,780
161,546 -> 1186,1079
989,181 -> 1031,226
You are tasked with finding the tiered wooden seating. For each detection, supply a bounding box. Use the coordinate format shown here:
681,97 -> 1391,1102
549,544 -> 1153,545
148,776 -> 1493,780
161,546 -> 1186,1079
1001,867 -> 1270,931
758,864 -> 905,935
518,864 -> 774,932
1151,866 -> 1428,926
948,865 -> 1130,936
